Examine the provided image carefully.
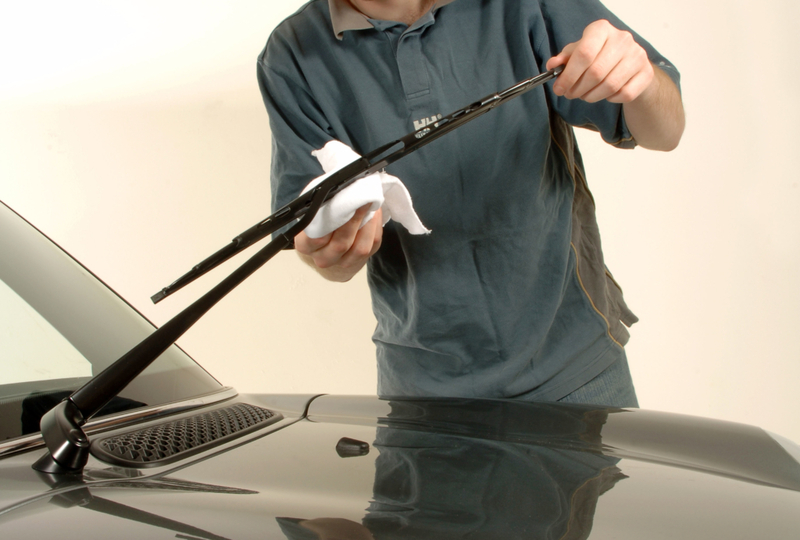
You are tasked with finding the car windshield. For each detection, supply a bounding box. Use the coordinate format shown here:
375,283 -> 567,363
0,202 -> 222,442
2,277 -> 92,385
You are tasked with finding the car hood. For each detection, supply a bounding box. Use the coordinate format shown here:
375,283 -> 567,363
1,395 -> 799,539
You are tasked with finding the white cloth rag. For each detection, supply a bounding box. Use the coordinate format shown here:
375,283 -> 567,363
301,140 -> 431,239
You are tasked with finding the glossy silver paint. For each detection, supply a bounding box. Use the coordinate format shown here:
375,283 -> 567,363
3,201 -> 799,538
1,394 -> 799,539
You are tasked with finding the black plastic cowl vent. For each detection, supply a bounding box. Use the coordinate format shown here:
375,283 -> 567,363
90,403 -> 281,468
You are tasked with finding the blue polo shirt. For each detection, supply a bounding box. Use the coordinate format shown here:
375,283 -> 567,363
258,0 -> 680,400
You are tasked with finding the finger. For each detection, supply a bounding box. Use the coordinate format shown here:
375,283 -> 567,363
337,208 -> 383,269
294,230 -> 332,256
366,208 -> 383,257
576,51 -> 629,103
312,204 -> 373,268
548,43 -> 577,96
546,44 -> 573,72
580,41 -> 652,103
566,55 -> 621,100
295,206 -> 370,256
371,208 -> 384,255
606,65 -> 653,103
551,33 -> 606,97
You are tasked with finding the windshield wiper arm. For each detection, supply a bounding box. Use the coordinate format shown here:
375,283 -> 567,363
33,66 -> 561,475
150,66 -> 563,304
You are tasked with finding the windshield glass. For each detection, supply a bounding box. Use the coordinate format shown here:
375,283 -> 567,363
1,278 -> 92,385
0,202 -> 222,442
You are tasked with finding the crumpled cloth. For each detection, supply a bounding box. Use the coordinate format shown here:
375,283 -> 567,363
300,140 -> 431,239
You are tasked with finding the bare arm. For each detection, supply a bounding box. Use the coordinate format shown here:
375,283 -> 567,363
620,66 -> 685,151
545,19 -> 685,151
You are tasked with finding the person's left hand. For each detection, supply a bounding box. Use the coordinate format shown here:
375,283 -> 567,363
546,19 -> 654,104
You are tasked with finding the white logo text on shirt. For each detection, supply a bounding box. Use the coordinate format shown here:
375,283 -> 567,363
413,114 -> 443,131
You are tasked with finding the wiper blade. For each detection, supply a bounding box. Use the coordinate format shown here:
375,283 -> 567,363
34,67 -> 561,476
151,66 -> 563,304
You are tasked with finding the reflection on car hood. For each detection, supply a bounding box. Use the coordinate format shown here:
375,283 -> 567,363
307,396 -> 800,490
1,395 -> 799,539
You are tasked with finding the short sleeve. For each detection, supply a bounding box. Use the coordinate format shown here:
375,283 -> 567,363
257,38 -> 334,214
532,0 -> 681,148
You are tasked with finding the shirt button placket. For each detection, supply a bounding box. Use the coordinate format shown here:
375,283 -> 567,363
396,31 -> 431,100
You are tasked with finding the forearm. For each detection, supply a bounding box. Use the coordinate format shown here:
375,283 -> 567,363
546,20 -> 685,152
623,65 -> 685,152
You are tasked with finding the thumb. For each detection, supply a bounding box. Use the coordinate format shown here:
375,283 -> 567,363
546,43 -> 575,71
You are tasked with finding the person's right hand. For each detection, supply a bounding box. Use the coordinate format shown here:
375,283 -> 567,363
294,204 -> 383,282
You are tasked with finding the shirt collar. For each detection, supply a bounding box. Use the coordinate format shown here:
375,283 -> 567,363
328,0 -> 456,40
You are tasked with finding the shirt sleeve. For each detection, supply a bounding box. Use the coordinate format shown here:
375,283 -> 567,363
531,0 -> 681,148
257,37 -> 334,215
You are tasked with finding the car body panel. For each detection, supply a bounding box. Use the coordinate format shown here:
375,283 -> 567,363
2,394 -> 800,539
3,200 -> 800,539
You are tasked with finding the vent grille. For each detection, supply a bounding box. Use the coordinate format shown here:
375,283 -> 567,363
91,403 -> 280,467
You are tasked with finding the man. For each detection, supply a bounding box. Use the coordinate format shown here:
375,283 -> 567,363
259,0 -> 684,406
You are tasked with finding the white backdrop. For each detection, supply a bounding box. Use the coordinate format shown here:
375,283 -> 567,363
2,1 -> 799,442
